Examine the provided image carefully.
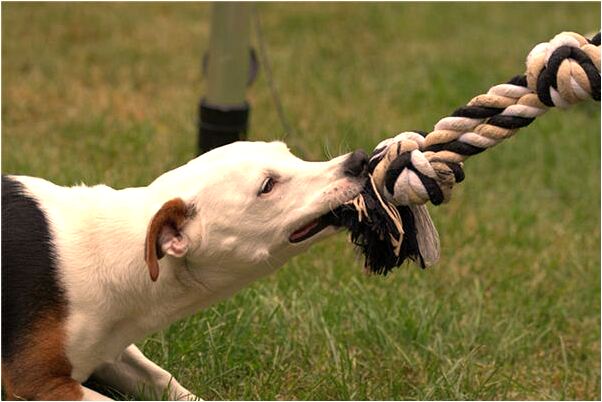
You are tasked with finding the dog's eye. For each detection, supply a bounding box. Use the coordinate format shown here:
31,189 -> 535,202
259,177 -> 275,195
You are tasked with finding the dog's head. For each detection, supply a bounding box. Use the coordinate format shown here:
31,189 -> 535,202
144,141 -> 367,284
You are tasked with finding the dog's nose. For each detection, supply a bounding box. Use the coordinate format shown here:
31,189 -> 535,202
343,149 -> 369,178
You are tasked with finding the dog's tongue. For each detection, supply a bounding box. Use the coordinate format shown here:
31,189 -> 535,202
289,219 -> 319,243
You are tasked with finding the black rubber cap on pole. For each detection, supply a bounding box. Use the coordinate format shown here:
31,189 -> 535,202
198,99 -> 249,155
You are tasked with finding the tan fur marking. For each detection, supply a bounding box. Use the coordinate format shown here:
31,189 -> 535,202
2,312 -> 83,401
144,198 -> 189,282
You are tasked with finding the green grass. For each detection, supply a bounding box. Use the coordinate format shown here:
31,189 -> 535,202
2,2 -> 600,400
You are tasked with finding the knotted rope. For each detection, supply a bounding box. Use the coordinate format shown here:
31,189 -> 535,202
334,31 -> 601,275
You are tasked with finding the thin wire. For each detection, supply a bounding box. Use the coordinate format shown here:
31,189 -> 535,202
252,5 -> 295,139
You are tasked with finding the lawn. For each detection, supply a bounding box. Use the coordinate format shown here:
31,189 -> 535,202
2,2 -> 600,400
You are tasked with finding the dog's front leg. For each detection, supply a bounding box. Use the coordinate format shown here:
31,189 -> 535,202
82,386 -> 115,400
91,344 -> 199,401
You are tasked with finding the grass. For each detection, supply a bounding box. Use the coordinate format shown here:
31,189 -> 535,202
2,2 -> 600,400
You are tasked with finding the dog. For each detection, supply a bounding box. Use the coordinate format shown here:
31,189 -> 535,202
1,140 -> 368,400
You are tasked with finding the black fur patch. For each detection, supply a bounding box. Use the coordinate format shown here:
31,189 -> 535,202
2,175 -> 65,360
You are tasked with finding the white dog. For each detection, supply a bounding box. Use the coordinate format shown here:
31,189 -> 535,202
1,141 -> 368,400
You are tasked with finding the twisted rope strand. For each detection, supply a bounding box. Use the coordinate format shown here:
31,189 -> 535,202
371,31 -> 601,207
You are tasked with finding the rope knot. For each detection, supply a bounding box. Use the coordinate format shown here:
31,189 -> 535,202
527,31 -> 601,108
369,132 -> 462,206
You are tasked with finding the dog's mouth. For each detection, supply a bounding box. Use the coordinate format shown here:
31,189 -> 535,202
288,182 -> 365,244
289,211 -> 338,243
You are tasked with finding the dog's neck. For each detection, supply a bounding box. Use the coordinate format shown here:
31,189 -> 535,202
14,174 -> 281,380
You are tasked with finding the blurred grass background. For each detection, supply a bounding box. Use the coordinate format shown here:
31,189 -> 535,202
2,2 -> 600,400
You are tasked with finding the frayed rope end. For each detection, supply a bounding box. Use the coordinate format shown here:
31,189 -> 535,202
331,175 -> 440,275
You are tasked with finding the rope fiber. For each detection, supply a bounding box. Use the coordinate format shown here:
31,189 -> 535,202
332,31 -> 601,275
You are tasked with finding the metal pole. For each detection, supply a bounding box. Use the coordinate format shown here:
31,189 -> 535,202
198,2 -> 252,155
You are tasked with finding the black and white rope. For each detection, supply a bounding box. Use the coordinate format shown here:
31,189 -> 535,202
335,31 -> 600,275
370,31 -> 600,207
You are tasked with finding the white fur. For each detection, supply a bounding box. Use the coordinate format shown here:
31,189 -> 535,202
12,141 -> 364,400
92,345 -> 197,400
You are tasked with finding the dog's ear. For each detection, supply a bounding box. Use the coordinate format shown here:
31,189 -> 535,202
144,198 -> 193,282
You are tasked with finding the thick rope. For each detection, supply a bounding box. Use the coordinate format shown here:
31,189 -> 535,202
335,31 -> 600,274
369,31 -> 600,207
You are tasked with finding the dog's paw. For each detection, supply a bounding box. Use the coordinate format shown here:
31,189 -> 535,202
174,392 -> 202,401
